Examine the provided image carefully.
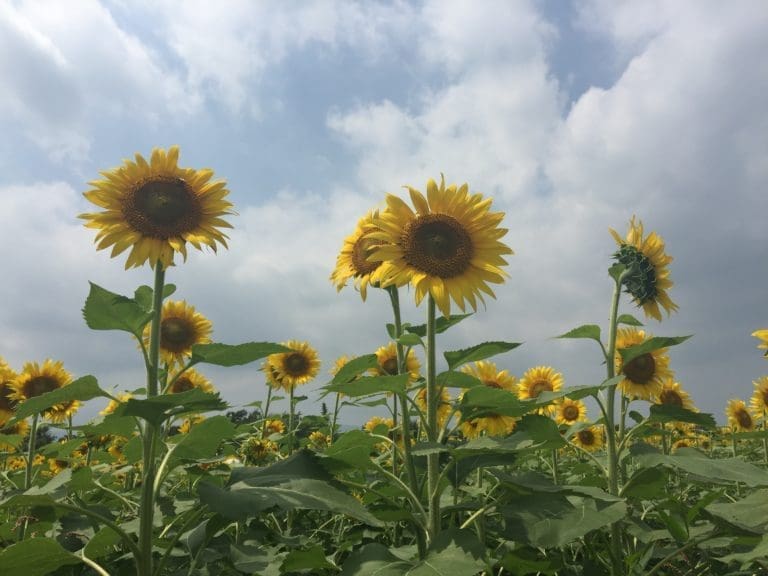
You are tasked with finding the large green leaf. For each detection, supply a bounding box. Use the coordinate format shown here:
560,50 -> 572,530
83,526 -> 122,560
455,416 -> 565,454
190,342 -> 290,367
406,313 -> 473,337
706,489 -> 768,533
633,447 -> 768,487
173,415 -> 236,460
281,546 -> 338,573
82,282 -> 152,336
323,430 -> 380,471
618,335 -> 692,364
111,389 -> 227,426
340,543 -> 411,576
444,341 -> 522,371
230,543 -> 285,576
329,354 -> 379,385
409,529 -> 486,575
325,375 -> 408,397
617,313 -> 644,326
457,386 -> 529,420
133,283 -> 176,311
647,405 -> 716,429
621,466 -> 669,500
436,371 -> 481,389
0,538 -> 81,576
718,534 -> 768,567
555,324 -> 602,343
13,376 -> 108,420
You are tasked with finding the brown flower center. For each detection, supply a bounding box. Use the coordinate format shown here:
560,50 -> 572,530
284,352 -> 309,377
736,408 -> 753,430
0,384 -> 17,413
161,317 -> 195,352
623,353 -> 656,384
381,358 -> 398,375
23,376 -> 60,399
562,405 -> 580,422
529,380 -> 552,398
483,380 -> 502,389
351,234 -> 385,276
171,377 -> 194,393
124,176 -> 202,238
762,389 -> 768,406
659,389 -> 683,407
402,214 -> 473,278
577,429 -> 595,445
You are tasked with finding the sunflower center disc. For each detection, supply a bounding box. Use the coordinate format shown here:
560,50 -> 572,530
172,378 -> 194,393
659,390 -> 683,407
737,409 -> 753,429
403,214 -> 473,278
352,235 -> 385,276
25,376 -> 60,398
161,317 -> 195,351
563,405 -> 579,421
762,390 -> 768,406
529,380 -> 552,398
125,177 -> 201,238
0,387 -> 16,412
623,353 -> 656,384
284,353 -> 309,377
381,358 -> 398,375
578,430 -> 595,445
484,380 -> 502,389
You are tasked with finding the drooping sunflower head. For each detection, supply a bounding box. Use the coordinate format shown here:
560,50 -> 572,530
614,328 -> 672,401
369,175 -> 513,317
517,366 -> 563,412
0,359 -> 19,425
460,361 -> 516,391
655,378 -> 696,411
10,360 -> 72,411
753,330 -> 768,358
726,399 -> 755,432
80,146 -> 234,270
264,340 -> 321,392
330,211 -> 385,300
554,398 -> 588,425
609,216 -> 678,321
371,343 -> 421,382
143,300 -> 213,368
572,425 -> 605,452
168,369 -> 215,394
750,376 -> 768,415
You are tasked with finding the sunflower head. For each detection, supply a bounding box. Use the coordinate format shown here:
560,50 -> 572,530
168,369 -> 214,394
518,366 -> 563,413
460,361 -> 516,391
264,419 -> 286,435
753,330 -> 768,358
239,437 -> 277,464
80,146 -> 234,269
726,399 -> 755,432
264,341 -> 321,392
143,300 -> 213,368
655,379 -> 696,411
750,376 -> 768,415
363,416 -> 395,434
100,392 -> 133,416
10,361 -> 73,419
0,359 -> 19,426
572,426 -> 604,452
554,398 -> 588,425
610,216 -> 678,321
330,211 -> 385,300
369,175 -> 513,317
370,343 -> 421,382
614,328 -> 672,401
415,387 -> 453,429
45,399 -> 82,424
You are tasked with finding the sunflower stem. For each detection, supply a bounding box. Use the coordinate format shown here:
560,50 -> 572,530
138,264 -> 166,576
24,413 -> 39,491
425,294 -> 441,542
330,392 -> 341,445
551,449 -> 560,485
261,385 -> 273,438
288,386 -> 295,455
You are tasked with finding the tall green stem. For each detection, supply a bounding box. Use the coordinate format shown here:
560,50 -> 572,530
24,414 -> 39,491
288,386 -> 295,455
261,385 -> 273,437
425,295 -> 441,542
138,264 -> 165,576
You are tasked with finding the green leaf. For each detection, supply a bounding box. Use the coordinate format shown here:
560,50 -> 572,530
133,283 -> 176,311
406,313 -> 473,337
444,341 -> 522,370
83,526 -> 121,559
230,543 -> 286,576
281,546 -> 338,573
397,333 -> 424,347
411,442 -> 448,457
173,415 -> 236,460
13,376 -> 108,420
555,324 -> 601,343
325,375 -> 408,397
82,282 -> 151,336
24,468 -> 72,497
458,386 -> 529,420
621,466 -> 669,500
111,389 -> 227,426
340,543 -> 411,576
191,342 -> 290,367
323,430 -> 380,471
706,489 -> 768,533
455,416 -> 565,454
619,335 -> 692,364
634,447 -> 768,487
77,415 -> 138,439
718,533 -> 768,566
608,263 -> 627,282
330,354 -> 379,385
409,528 -> 486,576
0,538 -> 80,576
436,371 -> 481,389
617,313 -> 644,326
647,405 -> 716,429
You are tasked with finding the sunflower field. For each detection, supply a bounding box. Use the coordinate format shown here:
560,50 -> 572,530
2,147 -> 768,576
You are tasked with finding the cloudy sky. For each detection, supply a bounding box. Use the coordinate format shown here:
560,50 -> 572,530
1,0 -> 766,426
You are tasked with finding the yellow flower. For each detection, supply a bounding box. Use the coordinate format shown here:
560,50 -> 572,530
0,358 -> 19,425
554,398 -> 588,425
750,376 -> 768,416
45,399 -> 81,424
369,175 -> 513,317
264,419 -> 285,435
614,328 -> 672,401
178,415 -> 205,434
263,340 -> 321,393
100,392 -> 133,416
672,439 -> 693,452
726,399 -> 755,432
330,211 -> 385,300
168,369 -> 214,394
308,431 -> 331,447
80,145 -> 234,269
517,366 -> 563,413
143,300 -> 213,368
363,416 -> 395,434
10,360 -> 73,420
415,387 -> 453,429
609,216 -> 677,321
370,343 -> 421,382
753,330 -> 768,357
0,420 -> 29,453
459,361 -> 518,437
571,426 -> 604,452
48,458 -> 70,475
239,437 -> 277,464
655,379 -> 696,411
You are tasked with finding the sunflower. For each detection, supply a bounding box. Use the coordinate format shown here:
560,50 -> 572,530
143,300 -> 213,368
263,340 -> 321,392
554,398 -> 588,426
264,419 -> 286,435
330,211 -> 385,300
45,399 -> 81,424
614,328 -> 672,401
0,420 -> 29,452
415,387 -> 453,429
239,437 -> 277,464
370,343 -> 420,382
168,369 -> 214,394
100,392 -> 133,416
369,175 -> 512,318
459,361 -> 518,437
726,399 -> 755,432
10,360 -> 73,420
571,426 -> 604,452
0,359 -> 19,425
308,431 -> 331,448
753,330 -> 768,357
750,376 -> 768,416
178,415 -> 205,434
609,216 -> 677,321
517,366 -> 563,413
655,378 -> 696,411
80,145 -> 234,270
671,439 -> 693,452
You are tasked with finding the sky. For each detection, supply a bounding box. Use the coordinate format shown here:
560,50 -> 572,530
1,0 -> 767,427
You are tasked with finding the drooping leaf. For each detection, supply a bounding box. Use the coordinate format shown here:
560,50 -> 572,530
281,546 -> 338,573
111,389 -> 227,426
621,466 -> 669,500
83,527 -> 122,560
718,534 -> 768,567
706,489 -> 768,533
13,376 -> 108,420
82,282 -> 151,336
397,333 -> 424,347
409,529 -> 486,576
325,375 -> 408,397
436,371 -> 481,389
647,405 -> 716,429
617,313 -> 644,326
340,543 -> 411,576
458,386 -> 529,420
133,283 -> 176,311
330,354 -> 379,385
555,324 -> 602,343
0,538 -> 81,576
323,430 -> 380,471
633,447 -> 768,487
444,341 -> 522,370
619,335 -> 692,364
190,342 -> 290,367
455,416 -> 565,454
173,415 -> 236,460
406,313 -> 473,337
230,543 -> 286,576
